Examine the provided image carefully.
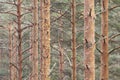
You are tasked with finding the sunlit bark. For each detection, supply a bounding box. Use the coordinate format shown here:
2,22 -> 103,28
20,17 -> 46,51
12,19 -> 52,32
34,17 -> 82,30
42,0 -> 51,80
84,0 -> 95,80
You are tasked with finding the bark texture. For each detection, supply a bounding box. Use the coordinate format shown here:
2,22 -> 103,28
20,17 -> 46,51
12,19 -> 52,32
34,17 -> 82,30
9,24 -> 17,80
100,0 -> 109,80
17,0 -> 22,80
42,0 -> 51,80
58,11 -> 64,80
71,0 -> 76,80
84,0 -> 95,80
31,0 -> 39,80
40,0 -> 45,80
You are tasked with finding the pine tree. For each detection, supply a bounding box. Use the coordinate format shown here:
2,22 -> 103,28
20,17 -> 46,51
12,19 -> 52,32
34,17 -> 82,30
31,0 -> 39,80
41,0 -> 51,80
71,0 -> 76,80
17,0 -> 22,80
100,0 -> 109,80
84,0 -> 95,80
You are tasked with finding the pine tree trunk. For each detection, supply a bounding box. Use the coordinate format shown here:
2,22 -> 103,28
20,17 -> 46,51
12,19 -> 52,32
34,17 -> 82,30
8,23 -> 13,80
13,28 -> 17,80
58,11 -> 64,80
43,0 -> 51,80
71,0 -> 76,80
9,24 -> 17,80
0,49 -> 1,68
59,44 -> 64,80
17,0 -> 22,80
40,0 -> 45,80
100,0 -> 109,80
84,0 -> 95,80
31,0 -> 39,80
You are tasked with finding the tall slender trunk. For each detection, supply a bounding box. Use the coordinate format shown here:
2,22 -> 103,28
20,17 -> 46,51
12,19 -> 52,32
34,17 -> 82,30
9,24 -> 17,80
0,49 -> 1,68
100,0 -> 109,80
58,43 -> 64,80
40,0 -> 45,80
84,0 -> 95,80
58,11 -> 64,80
17,0 -> 22,80
71,0 -> 76,80
13,28 -> 17,80
31,0 -> 39,80
8,23 -> 13,80
43,0 -> 51,80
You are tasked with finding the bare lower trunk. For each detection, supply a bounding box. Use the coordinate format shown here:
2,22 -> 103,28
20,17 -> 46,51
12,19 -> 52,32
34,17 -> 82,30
100,0 -> 109,80
58,11 -> 64,80
40,0 -> 45,80
71,0 -> 76,80
84,0 -> 95,80
30,0 -> 39,80
43,0 -> 51,80
8,24 -> 13,80
17,0 -> 22,80
9,24 -> 17,80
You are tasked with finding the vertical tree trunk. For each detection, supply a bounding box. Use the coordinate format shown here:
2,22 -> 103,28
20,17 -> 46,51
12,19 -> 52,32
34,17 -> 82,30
84,0 -> 95,80
43,0 -> 51,80
100,0 -> 109,80
59,43 -> 64,80
0,49 -> 1,68
17,0 -> 22,80
8,23 -> 13,80
58,11 -> 64,80
71,0 -> 76,80
40,0 -> 45,80
31,0 -> 39,80
9,23 -> 17,80
13,28 -> 18,80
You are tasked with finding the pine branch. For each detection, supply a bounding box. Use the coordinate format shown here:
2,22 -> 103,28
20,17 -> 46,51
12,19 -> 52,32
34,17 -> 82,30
0,11 -> 17,16
109,46 -> 120,54
109,33 -> 120,41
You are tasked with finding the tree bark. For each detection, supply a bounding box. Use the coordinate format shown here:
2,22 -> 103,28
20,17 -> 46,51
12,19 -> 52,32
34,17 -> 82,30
84,0 -> 95,80
100,0 -> 109,80
71,0 -> 76,80
31,0 -> 39,80
42,0 -> 51,80
8,23 -> 13,80
17,0 -> 22,80
9,23 -> 17,80
58,10 -> 64,80
40,0 -> 45,80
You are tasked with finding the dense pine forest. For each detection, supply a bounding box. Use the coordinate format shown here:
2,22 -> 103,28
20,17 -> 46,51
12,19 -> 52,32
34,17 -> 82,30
0,0 -> 120,80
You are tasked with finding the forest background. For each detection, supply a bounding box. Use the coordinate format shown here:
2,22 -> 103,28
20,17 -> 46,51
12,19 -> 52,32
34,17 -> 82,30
0,0 -> 120,80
